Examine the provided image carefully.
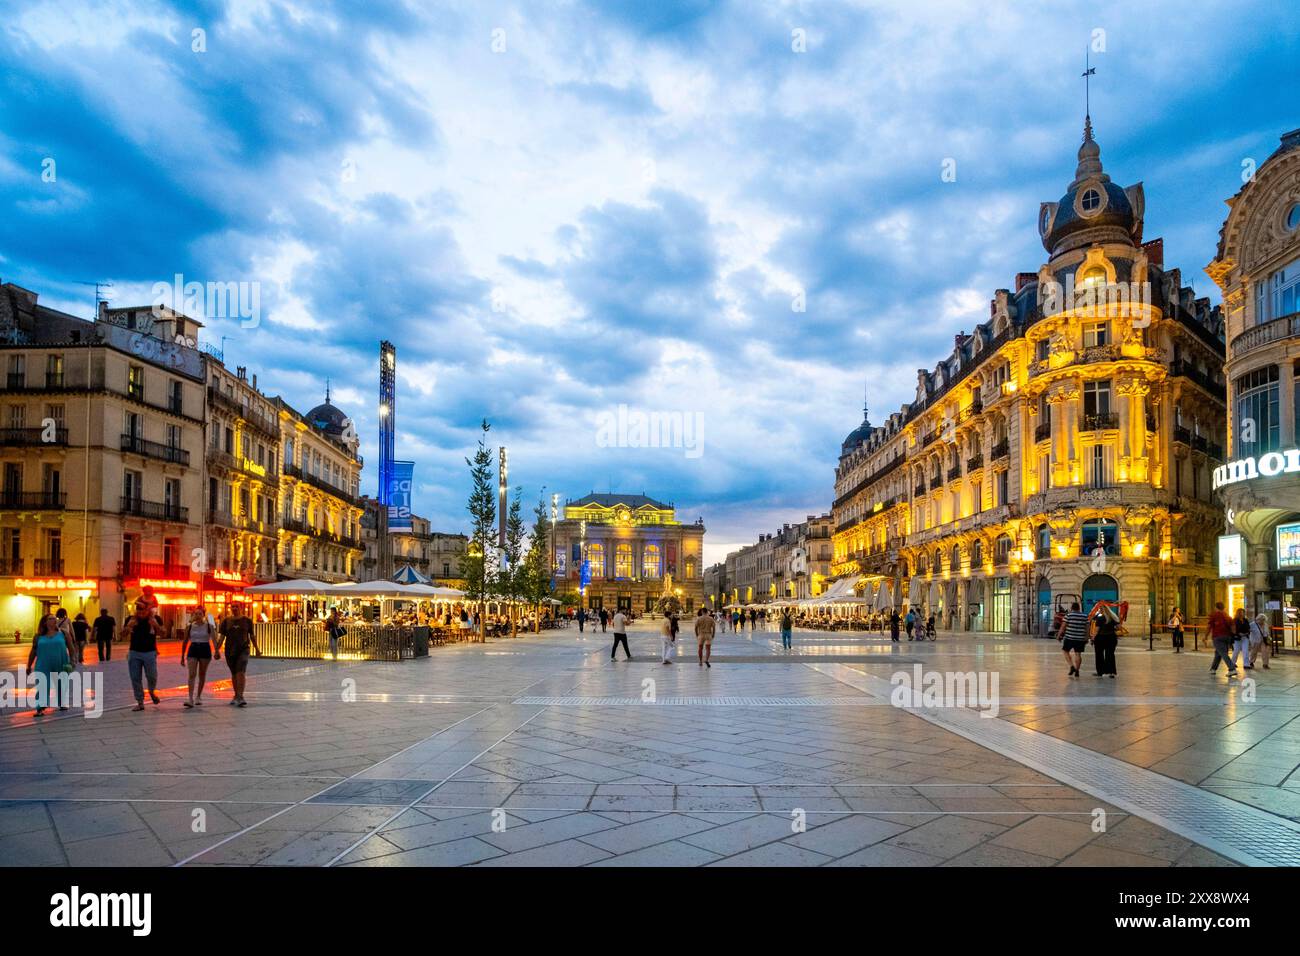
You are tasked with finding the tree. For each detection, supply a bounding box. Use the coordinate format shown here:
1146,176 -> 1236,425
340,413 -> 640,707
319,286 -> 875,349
460,420 -> 496,642
497,486 -> 526,637
522,491 -> 553,632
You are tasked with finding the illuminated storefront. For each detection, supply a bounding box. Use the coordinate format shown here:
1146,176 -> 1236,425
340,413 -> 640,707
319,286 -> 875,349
1208,127 -> 1300,646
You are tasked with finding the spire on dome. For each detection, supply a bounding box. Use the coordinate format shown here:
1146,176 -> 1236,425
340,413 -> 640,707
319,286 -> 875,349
1070,115 -> 1109,189
324,378 -> 331,405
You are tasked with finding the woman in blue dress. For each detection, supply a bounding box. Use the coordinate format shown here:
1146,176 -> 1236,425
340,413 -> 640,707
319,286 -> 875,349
27,614 -> 76,715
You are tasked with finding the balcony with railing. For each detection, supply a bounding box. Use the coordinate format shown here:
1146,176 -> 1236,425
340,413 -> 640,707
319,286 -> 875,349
0,426 -> 68,447
1082,412 -> 1120,432
1230,311 -> 1300,360
1034,422 -> 1052,442
285,463 -> 357,505
32,558 -> 64,575
117,560 -> 192,580
0,558 -> 24,576
120,497 -> 188,522
966,454 -> 984,472
0,490 -> 67,510
121,434 -> 190,466
946,466 -> 961,482
990,439 -> 1010,460
206,508 -> 237,529
1169,360 -> 1225,396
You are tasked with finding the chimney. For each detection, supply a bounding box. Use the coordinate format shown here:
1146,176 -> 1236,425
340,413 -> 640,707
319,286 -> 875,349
1016,272 -> 1036,293
252,374 -> 257,390
1142,238 -> 1164,269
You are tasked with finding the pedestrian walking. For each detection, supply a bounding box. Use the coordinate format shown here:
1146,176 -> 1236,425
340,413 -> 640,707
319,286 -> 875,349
70,612 -> 89,664
27,614 -> 75,715
695,606 -> 715,667
216,600 -> 260,706
1249,612 -> 1272,670
905,608 -> 916,640
609,608 -> 631,661
1168,606 -> 1184,653
180,605 -> 217,708
1057,601 -> 1089,677
1232,607 -> 1252,671
577,607 -> 586,633
780,608 -> 793,650
93,607 -> 116,661
660,613 -> 675,664
599,607 -> 609,633
126,599 -> 164,711
1206,602 -> 1238,678
326,607 -> 345,660
889,609 -> 900,642
1090,603 -> 1119,677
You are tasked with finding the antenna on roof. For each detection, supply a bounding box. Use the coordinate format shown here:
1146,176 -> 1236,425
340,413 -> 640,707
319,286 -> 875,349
1082,47 -> 1096,126
324,378 -> 331,404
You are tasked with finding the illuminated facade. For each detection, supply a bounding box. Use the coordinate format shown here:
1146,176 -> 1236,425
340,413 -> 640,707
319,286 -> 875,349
831,121 -> 1227,633
551,493 -> 705,613
0,290 -> 206,635
203,359 -> 280,600
1207,127 -> 1300,629
276,396 -> 365,583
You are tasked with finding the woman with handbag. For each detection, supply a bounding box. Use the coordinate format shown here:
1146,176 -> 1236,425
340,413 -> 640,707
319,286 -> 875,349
326,608 -> 345,660
1167,607 -> 1184,653
1248,613 -> 1271,670
27,614 -> 75,715
1089,603 -> 1119,677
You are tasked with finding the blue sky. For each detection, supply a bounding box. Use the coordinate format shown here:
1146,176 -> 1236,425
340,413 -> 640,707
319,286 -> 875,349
2,0 -> 1296,562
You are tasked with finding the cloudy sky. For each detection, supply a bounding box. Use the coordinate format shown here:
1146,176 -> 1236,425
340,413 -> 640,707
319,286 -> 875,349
2,0 -> 1295,563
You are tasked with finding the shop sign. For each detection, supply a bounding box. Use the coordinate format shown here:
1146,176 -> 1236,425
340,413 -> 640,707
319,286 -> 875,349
137,578 -> 198,591
1212,448 -> 1300,490
211,570 -> 245,584
1218,534 -> 1245,578
16,578 -> 95,591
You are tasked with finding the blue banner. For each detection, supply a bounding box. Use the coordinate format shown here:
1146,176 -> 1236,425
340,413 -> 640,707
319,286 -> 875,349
388,460 -> 414,532
580,560 -> 591,590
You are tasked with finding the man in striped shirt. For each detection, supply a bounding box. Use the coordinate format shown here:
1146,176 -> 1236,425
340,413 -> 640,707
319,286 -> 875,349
1057,601 -> 1090,678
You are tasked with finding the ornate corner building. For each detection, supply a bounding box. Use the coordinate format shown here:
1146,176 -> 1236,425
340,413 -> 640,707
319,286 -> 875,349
549,493 -> 705,613
831,121 -> 1227,634
1207,128 -> 1300,626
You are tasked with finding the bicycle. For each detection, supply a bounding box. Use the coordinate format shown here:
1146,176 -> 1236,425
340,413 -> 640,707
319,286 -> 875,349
925,622 -> 937,641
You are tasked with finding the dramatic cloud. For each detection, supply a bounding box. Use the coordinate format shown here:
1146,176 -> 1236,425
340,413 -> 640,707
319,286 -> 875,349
0,0 -> 1292,561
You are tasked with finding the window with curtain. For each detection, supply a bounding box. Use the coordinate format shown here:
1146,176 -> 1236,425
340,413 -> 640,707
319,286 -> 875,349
642,544 -> 661,578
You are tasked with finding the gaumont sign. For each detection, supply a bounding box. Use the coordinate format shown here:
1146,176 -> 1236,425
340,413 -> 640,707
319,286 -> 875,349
1212,448 -> 1300,490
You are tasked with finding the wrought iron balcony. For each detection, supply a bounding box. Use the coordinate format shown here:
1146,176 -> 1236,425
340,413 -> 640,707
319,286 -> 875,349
0,490 -> 67,510
120,497 -> 188,522
117,560 -> 191,579
1034,422 -> 1052,442
32,558 -> 64,575
1082,412 -> 1119,432
121,434 -> 190,465
947,466 -> 961,482
990,440 -> 1010,460
966,454 -> 984,471
0,426 -> 68,447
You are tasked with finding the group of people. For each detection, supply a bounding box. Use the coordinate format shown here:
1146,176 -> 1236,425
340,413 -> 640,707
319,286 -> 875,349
1055,601 -> 1123,678
1204,603 -> 1272,678
23,595 -> 262,716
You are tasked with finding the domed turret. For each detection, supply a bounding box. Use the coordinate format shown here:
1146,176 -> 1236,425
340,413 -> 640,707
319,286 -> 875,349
841,401 -> 874,455
1039,118 -> 1144,257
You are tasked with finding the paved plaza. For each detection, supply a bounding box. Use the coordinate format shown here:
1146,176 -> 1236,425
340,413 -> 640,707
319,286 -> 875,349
2,622 -> 1298,867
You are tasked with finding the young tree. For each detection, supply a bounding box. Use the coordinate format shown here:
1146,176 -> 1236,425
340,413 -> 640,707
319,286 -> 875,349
498,487 -> 526,637
460,420 -> 496,642
522,491 -> 553,632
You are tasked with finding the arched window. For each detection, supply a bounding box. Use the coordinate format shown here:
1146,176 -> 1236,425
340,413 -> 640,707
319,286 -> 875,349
971,540 -> 983,566
951,544 -> 962,571
917,553 -> 929,574
934,549 -> 944,572
586,542 -> 605,579
642,544 -> 661,579
995,534 -> 1013,564
1081,519 -> 1119,556
615,543 -> 633,579
1036,524 -> 1051,559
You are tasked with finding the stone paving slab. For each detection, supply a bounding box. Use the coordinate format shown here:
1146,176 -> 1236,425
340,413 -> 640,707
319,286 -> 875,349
0,624 -> 1284,865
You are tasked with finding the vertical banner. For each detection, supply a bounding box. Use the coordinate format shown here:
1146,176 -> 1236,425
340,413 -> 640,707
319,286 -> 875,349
388,460 -> 414,532
498,446 -> 508,549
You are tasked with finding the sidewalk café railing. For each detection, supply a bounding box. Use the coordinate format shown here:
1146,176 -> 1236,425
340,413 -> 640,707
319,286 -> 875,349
253,622 -> 410,661
1147,623 -> 1289,655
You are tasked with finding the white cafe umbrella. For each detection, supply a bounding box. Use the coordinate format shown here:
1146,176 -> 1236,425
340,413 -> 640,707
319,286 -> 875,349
875,581 -> 893,611
244,578 -> 337,594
